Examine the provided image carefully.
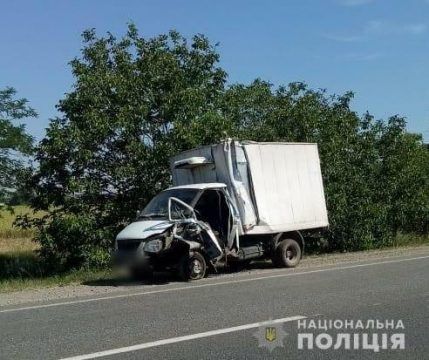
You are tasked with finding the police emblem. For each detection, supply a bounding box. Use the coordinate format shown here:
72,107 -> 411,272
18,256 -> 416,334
253,320 -> 288,352
265,327 -> 277,342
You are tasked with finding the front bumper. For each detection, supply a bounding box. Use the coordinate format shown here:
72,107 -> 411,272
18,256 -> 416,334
114,239 -> 185,271
114,249 -> 152,267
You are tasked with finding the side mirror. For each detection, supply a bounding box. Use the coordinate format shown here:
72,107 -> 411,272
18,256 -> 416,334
168,197 -> 196,221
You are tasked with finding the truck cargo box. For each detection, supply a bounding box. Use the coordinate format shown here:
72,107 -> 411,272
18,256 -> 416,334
170,140 -> 328,235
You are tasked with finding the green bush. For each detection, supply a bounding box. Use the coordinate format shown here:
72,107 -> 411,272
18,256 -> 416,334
0,251 -> 44,279
35,214 -> 114,271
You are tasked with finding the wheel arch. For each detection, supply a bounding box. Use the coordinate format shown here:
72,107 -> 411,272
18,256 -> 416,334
273,231 -> 305,257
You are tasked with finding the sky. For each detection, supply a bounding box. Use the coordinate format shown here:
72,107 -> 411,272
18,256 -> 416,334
1,0 -> 428,141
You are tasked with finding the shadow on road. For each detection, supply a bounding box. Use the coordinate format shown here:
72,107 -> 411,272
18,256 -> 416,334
83,260 -> 275,288
83,272 -> 173,287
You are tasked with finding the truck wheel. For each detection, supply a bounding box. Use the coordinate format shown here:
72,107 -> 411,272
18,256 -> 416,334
179,252 -> 207,281
272,238 -> 301,268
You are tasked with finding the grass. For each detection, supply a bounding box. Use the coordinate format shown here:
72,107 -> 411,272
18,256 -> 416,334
0,206 -> 111,293
0,205 -> 42,239
0,268 -> 113,293
0,206 -> 42,288
0,236 -> 37,253
390,232 -> 429,247
0,247 -> 112,293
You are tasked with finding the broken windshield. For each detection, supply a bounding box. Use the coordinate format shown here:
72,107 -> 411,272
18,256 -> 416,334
139,188 -> 199,219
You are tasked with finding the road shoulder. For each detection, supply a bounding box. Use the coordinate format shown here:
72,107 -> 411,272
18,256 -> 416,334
1,244 -> 428,308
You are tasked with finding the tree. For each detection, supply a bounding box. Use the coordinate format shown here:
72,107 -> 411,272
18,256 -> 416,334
29,25 -> 228,269
222,81 -> 428,249
222,82 -> 392,250
0,87 -> 36,205
375,116 -> 429,235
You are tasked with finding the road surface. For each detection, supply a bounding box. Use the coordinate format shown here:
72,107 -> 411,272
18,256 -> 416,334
1,251 -> 429,359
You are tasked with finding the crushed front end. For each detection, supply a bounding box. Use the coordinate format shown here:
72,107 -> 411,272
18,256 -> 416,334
114,218 -> 223,278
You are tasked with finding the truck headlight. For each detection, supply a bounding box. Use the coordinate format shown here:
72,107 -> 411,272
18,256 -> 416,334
143,239 -> 163,253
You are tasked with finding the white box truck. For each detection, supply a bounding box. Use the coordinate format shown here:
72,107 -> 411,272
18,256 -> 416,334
115,140 -> 328,280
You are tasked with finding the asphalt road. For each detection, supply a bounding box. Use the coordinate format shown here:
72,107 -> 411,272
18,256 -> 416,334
1,252 -> 429,360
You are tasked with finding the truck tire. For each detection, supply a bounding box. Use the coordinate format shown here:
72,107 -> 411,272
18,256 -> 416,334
179,251 -> 207,281
272,238 -> 301,268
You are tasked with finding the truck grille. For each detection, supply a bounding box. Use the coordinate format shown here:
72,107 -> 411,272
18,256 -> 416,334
117,240 -> 142,252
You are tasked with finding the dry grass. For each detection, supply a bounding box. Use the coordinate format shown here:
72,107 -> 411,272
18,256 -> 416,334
0,206 -> 111,292
0,206 -> 40,254
0,237 -> 38,253
0,205 -> 43,240
0,206 -> 44,286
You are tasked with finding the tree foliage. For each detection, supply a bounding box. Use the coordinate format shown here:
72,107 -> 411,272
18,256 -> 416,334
26,26 -> 428,270
0,87 -> 36,204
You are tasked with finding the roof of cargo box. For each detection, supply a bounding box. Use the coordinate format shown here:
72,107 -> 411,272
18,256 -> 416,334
241,141 -> 317,145
167,183 -> 227,191
170,140 -> 318,155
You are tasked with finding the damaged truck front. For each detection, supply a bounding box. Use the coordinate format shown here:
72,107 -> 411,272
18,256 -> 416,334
115,184 -> 232,280
115,140 -> 329,281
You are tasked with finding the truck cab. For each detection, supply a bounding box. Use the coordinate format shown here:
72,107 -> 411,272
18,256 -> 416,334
115,183 -> 242,280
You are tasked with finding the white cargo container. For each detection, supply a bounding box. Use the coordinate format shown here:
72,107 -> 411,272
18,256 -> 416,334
115,140 -> 329,281
171,140 -> 328,235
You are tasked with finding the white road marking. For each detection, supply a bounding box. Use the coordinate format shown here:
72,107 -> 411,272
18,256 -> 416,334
59,315 -> 306,360
1,254 -> 429,314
